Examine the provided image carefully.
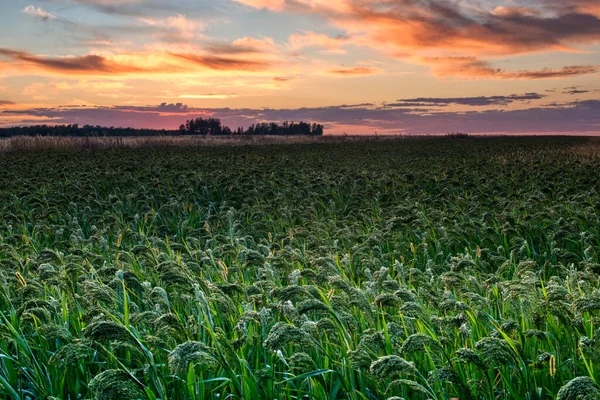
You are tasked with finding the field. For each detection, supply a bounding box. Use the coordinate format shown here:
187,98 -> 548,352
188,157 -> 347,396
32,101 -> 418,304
1,136 -> 600,400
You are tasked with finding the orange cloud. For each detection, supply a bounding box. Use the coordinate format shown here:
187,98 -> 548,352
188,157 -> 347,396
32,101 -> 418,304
419,56 -> 598,80
234,0 -> 600,79
0,47 -> 277,76
328,66 -> 379,76
0,48 -> 171,74
332,2 -> 600,56
168,53 -> 271,71
179,93 -> 239,99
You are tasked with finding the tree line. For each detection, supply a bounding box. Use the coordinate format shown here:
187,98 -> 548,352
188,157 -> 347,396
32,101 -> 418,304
0,118 -> 324,137
0,124 -> 179,138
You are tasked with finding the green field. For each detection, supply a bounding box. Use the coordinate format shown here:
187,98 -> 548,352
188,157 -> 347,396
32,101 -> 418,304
1,137 -> 600,400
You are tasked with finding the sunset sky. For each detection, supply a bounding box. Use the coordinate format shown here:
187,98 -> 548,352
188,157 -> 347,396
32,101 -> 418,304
0,0 -> 599,134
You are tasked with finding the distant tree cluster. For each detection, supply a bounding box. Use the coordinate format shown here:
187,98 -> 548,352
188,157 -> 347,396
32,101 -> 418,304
446,132 -> 470,139
179,118 -> 324,136
0,118 -> 325,137
179,118 -> 231,136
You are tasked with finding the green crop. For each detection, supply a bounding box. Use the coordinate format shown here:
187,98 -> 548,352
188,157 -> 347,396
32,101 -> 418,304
0,136 -> 599,399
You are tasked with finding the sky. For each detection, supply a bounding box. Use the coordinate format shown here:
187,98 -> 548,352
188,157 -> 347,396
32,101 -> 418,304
0,0 -> 599,135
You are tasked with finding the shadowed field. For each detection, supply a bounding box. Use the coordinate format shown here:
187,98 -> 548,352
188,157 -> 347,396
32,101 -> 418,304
0,134 -> 408,153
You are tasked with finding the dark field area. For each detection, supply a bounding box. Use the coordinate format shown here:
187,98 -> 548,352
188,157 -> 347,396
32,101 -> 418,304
1,137 -> 600,399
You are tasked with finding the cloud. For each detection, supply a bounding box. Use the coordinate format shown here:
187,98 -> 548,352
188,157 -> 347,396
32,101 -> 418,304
37,0 -> 186,17
4,99 -> 600,134
179,93 -> 239,99
233,0 -> 285,11
563,86 -> 590,95
168,53 -> 271,71
0,48 -> 161,74
0,47 -> 277,76
229,0 -> 600,80
384,102 -> 449,108
22,5 -> 57,20
541,0 -> 600,17
419,56 -> 598,79
512,66 -> 599,79
394,93 -> 545,107
137,14 -> 204,40
0,100 -> 15,106
206,37 -> 277,55
296,1 -> 600,56
328,67 -> 378,76
287,32 -> 351,54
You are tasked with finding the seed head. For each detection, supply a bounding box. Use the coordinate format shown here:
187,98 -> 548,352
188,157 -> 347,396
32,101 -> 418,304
168,341 -> 217,376
394,288 -> 417,303
387,379 -> 430,395
263,322 -> 314,351
574,291 -> 600,314
39,324 -> 71,341
579,337 -> 600,363
82,281 -> 117,305
20,307 -> 52,325
370,355 -> 417,379
271,285 -> 309,302
556,376 -> 600,400
88,369 -> 144,400
84,320 -> 132,343
289,352 -> 316,374
348,348 -> 373,371
297,299 -> 329,315
400,333 -> 440,355
375,293 -> 401,308
475,337 -> 516,367
49,341 -> 95,367
315,318 -> 337,333
400,302 -> 423,318
455,348 -> 486,369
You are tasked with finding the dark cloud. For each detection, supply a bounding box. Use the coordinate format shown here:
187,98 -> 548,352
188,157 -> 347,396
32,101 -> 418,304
338,103 -> 375,108
168,53 -> 270,71
562,87 -> 590,95
4,99 -> 600,134
0,48 -> 163,74
512,66 -> 598,79
0,100 -> 15,106
332,1 -> 600,56
0,47 -> 273,75
242,0 -> 600,80
385,102 -> 448,108
37,0 -> 201,17
205,43 -> 266,56
538,0 -> 600,16
395,93 -> 545,107
422,57 -> 598,79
